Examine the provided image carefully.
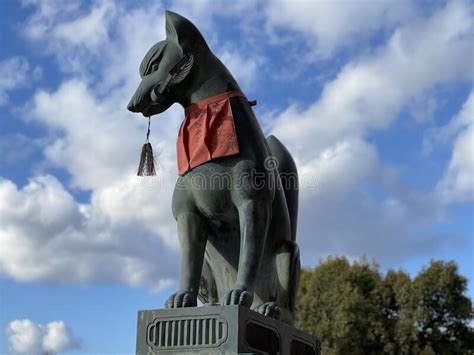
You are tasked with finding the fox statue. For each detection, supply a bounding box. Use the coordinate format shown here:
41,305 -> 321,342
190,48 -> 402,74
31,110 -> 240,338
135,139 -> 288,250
127,10 -> 300,324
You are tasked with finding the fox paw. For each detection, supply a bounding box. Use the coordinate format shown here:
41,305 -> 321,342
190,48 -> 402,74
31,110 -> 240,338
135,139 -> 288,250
165,290 -> 197,308
254,302 -> 281,319
222,288 -> 253,307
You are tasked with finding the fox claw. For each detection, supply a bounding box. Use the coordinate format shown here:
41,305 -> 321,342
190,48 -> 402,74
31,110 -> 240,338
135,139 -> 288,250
254,302 -> 281,319
165,290 -> 197,308
222,288 -> 253,307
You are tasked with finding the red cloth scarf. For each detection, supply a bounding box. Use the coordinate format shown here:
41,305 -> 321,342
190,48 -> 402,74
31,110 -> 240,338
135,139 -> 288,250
177,91 -> 245,175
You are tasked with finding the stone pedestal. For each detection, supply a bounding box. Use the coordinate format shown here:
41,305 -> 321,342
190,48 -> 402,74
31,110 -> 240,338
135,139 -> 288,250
136,305 -> 320,354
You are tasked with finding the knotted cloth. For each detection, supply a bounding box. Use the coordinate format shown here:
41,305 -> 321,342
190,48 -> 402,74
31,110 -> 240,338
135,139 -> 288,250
177,91 -> 247,175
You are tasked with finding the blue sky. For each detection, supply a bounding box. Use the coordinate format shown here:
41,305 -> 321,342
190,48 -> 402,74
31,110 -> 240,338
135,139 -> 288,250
1,0 -> 473,353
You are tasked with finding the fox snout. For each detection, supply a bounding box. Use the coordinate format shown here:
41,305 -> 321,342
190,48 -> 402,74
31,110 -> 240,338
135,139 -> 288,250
127,78 -> 153,112
127,77 -> 174,117
127,90 -> 151,113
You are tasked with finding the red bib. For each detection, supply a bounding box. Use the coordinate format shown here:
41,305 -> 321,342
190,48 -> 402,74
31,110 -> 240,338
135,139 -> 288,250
177,91 -> 245,175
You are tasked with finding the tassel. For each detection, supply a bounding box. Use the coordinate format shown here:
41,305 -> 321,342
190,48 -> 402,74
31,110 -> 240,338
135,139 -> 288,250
137,117 -> 156,176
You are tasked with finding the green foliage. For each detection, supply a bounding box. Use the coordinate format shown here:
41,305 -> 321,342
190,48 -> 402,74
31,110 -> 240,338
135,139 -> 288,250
295,257 -> 474,354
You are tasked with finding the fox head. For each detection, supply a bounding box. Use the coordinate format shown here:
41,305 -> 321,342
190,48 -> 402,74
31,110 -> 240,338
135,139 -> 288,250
127,11 -> 209,116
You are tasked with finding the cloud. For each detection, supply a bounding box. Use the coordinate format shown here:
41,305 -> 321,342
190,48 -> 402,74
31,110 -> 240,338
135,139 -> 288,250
217,48 -> 263,90
0,175 -> 178,291
29,80 -> 143,190
0,1 -> 188,290
6,320 -> 41,354
265,0 -> 416,56
271,1 -> 473,156
3,79 -> 182,289
169,0 -> 256,30
22,0 -> 117,74
21,0 -> 81,40
266,1 -> 472,263
52,1 -> 115,50
293,137 -> 444,264
20,0 -> 259,95
6,319 -> 80,354
434,92 -> 474,203
424,91 -> 474,153
0,57 -> 42,106
42,321 -> 81,354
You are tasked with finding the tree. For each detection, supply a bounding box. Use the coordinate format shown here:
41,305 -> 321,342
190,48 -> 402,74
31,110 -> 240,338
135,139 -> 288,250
296,257 -> 388,354
380,269 -> 419,353
412,261 -> 474,353
295,257 -> 474,354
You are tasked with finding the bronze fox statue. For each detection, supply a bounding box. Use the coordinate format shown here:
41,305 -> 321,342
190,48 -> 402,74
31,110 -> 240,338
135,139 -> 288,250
128,10 -> 300,324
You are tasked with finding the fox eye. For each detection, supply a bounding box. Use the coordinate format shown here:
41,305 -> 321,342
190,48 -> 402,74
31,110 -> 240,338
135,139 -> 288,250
151,63 -> 159,72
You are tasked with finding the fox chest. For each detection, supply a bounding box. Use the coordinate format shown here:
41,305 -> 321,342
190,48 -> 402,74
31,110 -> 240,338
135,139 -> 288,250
172,164 -> 240,226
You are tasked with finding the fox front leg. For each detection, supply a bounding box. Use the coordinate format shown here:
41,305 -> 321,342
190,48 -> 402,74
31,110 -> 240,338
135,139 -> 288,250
222,199 -> 271,307
165,212 -> 206,308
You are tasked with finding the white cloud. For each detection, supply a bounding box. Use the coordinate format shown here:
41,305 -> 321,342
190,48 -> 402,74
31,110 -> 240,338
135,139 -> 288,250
293,137 -> 443,264
52,1 -> 115,49
424,91 -> 474,153
21,0 -> 117,74
21,0 -> 261,99
266,1 -> 472,263
6,320 -> 42,354
217,49 -> 263,90
5,79 -> 182,288
42,321 -> 80,354
265,0 -> 415,56
434,92 -> 474,203
271,1 -> 473,157
30,80 -> 143,190
22,0 -> 81,40
0,1 -> 186,289
0,57 -> 41,106
0,175 -> 178,291
99,3 -> 166,94
6,319 -> 80,354
169,0 -> 256,30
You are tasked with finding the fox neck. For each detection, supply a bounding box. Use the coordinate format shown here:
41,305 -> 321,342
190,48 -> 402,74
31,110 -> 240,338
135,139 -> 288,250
172,52 -> 241,108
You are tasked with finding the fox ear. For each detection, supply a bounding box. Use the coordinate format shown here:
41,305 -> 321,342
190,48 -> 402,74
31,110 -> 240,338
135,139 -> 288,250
165,11 -> 179,43
165,10 -> 208,52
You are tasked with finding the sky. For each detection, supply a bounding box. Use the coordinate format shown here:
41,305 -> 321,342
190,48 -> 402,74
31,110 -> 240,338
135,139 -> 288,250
0,0 -> 472,353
